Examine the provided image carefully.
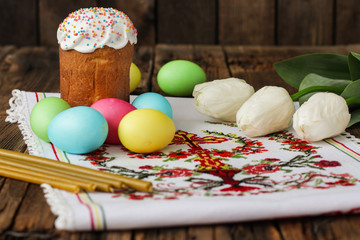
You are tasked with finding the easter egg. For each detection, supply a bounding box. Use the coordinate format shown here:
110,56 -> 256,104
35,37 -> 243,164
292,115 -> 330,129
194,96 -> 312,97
48,106 -> 108,154
130,62 -> 141,93
91,98 -> 136,144
132,92 -> 173,119
157,60 -> 206,96
118,109 -> 175,153
30,97 -> 70,142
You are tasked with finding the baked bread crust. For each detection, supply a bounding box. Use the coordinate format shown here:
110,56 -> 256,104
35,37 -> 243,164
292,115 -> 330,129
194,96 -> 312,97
59,43 -> 133,106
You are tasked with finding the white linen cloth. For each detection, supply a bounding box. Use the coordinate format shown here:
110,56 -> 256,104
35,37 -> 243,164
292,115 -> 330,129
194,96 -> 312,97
6,89 -> 360,231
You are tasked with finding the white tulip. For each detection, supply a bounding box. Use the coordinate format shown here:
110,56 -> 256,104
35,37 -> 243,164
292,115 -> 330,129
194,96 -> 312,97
293,92 -> 350,142
236,86 -> 295,137
193,78 -> 254,121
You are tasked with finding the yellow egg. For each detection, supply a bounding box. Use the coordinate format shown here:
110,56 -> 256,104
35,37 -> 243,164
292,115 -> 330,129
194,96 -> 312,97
130,62 -> 141,93
118,109 -> 175,153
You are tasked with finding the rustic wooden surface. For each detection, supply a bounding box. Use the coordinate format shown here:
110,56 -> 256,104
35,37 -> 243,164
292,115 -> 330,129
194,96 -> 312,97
2,44 -> 360,239
2,0 -> 360,46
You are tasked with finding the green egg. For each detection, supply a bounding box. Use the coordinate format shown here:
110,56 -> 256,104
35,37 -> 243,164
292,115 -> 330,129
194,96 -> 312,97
157,60 -> 206,96
30,97 -> 71,142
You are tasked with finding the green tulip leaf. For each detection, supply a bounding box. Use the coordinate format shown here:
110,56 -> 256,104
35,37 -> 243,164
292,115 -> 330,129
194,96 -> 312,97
341,79 -> 360,99
296,73 -> 350,104
346,97 -> 360,110
348,52 -> 360,81
348,109 -> 360,127
274,53 -> 351,89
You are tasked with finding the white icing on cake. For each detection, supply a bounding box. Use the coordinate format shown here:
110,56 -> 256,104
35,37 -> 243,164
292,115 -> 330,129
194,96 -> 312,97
57,7 -> 137,53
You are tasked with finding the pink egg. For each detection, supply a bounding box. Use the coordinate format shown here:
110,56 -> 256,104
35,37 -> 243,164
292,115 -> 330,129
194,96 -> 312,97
91,98 -> 136,144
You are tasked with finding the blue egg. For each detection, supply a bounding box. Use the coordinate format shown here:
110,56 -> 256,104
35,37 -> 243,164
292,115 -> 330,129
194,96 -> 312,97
48,106 -> 108,154
132,92 -> 173,119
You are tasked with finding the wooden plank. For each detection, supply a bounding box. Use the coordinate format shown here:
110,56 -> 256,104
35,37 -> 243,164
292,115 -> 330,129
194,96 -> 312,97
224,45 -> 299,93
188,226 -> 213,240
277,218 -> 317,240
218,0 -> 275,45
133,229 -> 158,240
277,0 -> 334,45
39,0 -> 97,47
0,46 -> 16,62
97,0 -> 156,46
335,0 -> 360,44
278,215 -> 360,240
151,44 -> 230,95
58,229 -> 133,239
0,0 -> 37,46
157,0 -> 216,44
0,179 -> 29,233
0,47 -> 60,94
223,45 -> 354,94
132,46 -> 155,94
214,225 -> 232,240
0,120 -> 28,153
12,184 -> 56,232
156,227 -> 187,240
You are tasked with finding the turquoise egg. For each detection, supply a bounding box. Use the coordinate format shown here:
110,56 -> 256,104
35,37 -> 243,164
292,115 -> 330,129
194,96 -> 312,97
157,60 -> 206,96
48,106 -> 108,154
132,92 -> 173,119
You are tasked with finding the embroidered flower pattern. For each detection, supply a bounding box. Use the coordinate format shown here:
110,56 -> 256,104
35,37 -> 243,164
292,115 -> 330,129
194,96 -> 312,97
242,164 -> 280,175
81,122 -> 357,200
314,160 -> 341,168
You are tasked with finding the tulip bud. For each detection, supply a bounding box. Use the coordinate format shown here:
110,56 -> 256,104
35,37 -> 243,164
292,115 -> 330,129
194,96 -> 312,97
236,86 -> 295,137
293,92 -> 350,142
193,78 -> 254,121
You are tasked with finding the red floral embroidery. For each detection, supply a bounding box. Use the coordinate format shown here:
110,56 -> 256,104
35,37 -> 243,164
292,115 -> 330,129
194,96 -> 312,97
168,151 -> 192,159
232,139 -> 267,155
139,165 -> 154,170
127,152 -> 164,159
156,168 -> 193,178
269,132 -> 318,154
85,156 -> 109,161
128,194 -> 153,200
243,164 -> 280,175
211,149 -> 233,157
314,160 -> 341,168
325,180 -> 355,186
220,185 -> 260,192
82,125 -> 358,200
89,147 -> 107,156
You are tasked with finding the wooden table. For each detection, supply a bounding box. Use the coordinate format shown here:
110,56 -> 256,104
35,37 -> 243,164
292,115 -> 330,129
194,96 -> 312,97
2,44 -> 360,239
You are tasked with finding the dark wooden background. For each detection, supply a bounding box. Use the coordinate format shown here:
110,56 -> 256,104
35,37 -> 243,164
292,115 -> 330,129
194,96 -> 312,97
1,0 -> 360,47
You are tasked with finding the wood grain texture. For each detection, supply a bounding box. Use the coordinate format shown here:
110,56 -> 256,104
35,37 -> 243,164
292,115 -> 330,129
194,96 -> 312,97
132,46 -> 154,94
218,0 -> 276,45
335,0 -> 360,44
0,47 -> 60,105
1,0 -> 360,46
12,184 -> 56,232
2,44 -> 360,239
277,0 -> 334,45
157,0 -> 216,44
0,179 -> 29,233
0,0 -> 37,46
223,45 -> 356,93
39,0 -> 97,47
151,44 -> 229,95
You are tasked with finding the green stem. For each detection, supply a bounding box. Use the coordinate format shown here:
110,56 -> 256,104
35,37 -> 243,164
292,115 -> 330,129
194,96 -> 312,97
290,86 -> 344,101
346,97 -> 360,108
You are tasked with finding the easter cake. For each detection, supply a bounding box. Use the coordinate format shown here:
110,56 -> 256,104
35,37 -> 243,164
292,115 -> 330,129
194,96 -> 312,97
57,7 -> 137,106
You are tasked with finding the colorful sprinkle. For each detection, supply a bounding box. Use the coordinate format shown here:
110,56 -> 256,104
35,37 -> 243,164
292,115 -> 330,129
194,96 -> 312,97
57,7 -> 137,53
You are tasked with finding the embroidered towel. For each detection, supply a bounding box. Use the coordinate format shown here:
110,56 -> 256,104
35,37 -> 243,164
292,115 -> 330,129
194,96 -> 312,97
6,89 -> 360,231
